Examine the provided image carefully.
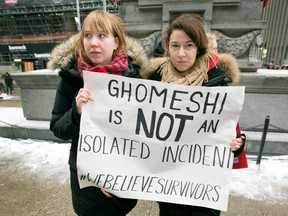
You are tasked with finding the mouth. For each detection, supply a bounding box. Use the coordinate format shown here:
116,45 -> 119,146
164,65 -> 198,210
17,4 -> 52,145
90,51 -> 101,55
177,60 -> 186,64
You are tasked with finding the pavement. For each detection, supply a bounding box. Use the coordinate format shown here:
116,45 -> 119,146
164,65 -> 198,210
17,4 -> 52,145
1,89 -> 288,216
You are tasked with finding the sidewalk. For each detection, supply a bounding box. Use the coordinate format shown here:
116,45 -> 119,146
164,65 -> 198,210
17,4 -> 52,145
1,95 -> 288,216
0,153 -> 158,216
1,152 -> 287,216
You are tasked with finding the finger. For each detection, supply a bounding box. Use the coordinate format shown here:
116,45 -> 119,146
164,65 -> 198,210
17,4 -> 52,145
80,90 -> 94,101
235,138 -> 243,144
101,189 -> 112,198
77,88 -> 85,95
230,141 -> 240,151
88,95 -> 94,101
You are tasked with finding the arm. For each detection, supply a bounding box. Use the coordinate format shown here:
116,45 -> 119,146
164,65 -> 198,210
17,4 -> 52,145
50,79 -> 81,141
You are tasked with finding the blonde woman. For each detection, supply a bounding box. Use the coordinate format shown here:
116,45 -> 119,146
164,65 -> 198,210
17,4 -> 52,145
49,10 -> 148,216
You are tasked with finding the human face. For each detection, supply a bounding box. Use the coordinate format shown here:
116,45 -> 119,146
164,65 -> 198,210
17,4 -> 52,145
168,29 -> 198,72
211,39 -> 218,54
83,27 -> 119,66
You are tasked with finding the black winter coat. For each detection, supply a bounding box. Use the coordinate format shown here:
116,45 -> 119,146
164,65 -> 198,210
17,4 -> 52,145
48,35 -> 149,216
49,58 -> 145,216
50,57 -> 142,169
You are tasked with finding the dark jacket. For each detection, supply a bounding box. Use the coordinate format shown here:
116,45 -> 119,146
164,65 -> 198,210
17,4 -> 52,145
4,73 -> 13,86
48,35 -> 149,169
47,35 -> 149,216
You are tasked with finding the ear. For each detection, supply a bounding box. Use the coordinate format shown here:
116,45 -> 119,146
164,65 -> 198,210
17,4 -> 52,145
114,37 -> 119,50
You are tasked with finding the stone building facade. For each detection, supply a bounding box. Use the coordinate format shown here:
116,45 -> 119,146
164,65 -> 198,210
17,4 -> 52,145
120,0 -> 266,72
262,0 -> 288,66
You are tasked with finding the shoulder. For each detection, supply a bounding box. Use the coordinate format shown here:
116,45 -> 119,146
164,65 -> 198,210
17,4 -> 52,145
57,58 -> 83,88
217,53 -> 240,84
125,36 -> 150,78
141,57 -> 167,79
203,66 -> 229,86
148,67 -> 162,81
47,34 -> 78,71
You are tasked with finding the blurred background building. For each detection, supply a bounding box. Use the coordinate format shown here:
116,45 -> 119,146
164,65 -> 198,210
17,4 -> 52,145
0,0 -> 118,73
262,0 -> 288,67
0,0 -> 286,73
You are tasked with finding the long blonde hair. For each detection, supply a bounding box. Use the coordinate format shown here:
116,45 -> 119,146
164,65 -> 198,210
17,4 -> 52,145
73,10 -> 127,64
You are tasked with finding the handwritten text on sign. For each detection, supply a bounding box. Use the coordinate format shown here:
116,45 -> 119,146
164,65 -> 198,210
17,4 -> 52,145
77,72 -> 245,211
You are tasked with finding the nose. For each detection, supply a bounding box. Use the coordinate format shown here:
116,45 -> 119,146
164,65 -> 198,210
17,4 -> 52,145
178,46 -> 186,56
91,36 -> 99,46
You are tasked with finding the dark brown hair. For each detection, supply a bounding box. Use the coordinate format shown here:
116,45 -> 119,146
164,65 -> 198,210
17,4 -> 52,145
163,13 -> 208,57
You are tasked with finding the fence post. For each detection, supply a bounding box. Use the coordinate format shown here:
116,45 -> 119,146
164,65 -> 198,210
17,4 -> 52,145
256,115 -> 270,165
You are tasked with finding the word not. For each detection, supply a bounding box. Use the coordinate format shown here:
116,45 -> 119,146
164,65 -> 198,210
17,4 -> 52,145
135,108 -> 221,142
135,108 -> 194,141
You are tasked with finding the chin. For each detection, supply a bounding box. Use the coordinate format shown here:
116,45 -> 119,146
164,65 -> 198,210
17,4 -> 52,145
176,67 -> 188,72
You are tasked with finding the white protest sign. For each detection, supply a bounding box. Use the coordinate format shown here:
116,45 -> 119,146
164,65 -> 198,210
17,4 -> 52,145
77,71 -> 245,211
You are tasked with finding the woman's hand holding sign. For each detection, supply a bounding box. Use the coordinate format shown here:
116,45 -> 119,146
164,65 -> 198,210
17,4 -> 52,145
230,135 -> 245,151
76,88 -> 94,114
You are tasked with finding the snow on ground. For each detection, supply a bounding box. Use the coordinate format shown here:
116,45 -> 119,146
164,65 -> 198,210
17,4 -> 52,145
0,137 -> 287,201
229,155 -> 288,201
0,137 -> 70,184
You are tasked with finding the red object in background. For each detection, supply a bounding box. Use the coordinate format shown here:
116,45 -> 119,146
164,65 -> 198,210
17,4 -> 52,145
263,0 -> 269,8
233,150 -> 248,169
5,0 -> 18,4
232,123 -> 248,169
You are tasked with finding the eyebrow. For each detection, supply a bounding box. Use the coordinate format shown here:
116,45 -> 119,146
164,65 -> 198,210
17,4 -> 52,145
170,40 -> 193,44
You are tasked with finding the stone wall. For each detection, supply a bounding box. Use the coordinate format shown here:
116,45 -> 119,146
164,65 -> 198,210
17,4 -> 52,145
239,71 -> 288,132
121,0 -> 266,71
12,69 -> 59,121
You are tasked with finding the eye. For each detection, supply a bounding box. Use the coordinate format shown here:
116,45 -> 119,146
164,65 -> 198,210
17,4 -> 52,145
98,32 -> 107,39
84,33 -> 92,39
170,43 -> 179,50
186,43 -> 194,49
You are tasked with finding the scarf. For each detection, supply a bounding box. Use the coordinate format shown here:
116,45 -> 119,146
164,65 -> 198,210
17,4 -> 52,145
161,53 -> 219,86
77,51 -> 128,77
